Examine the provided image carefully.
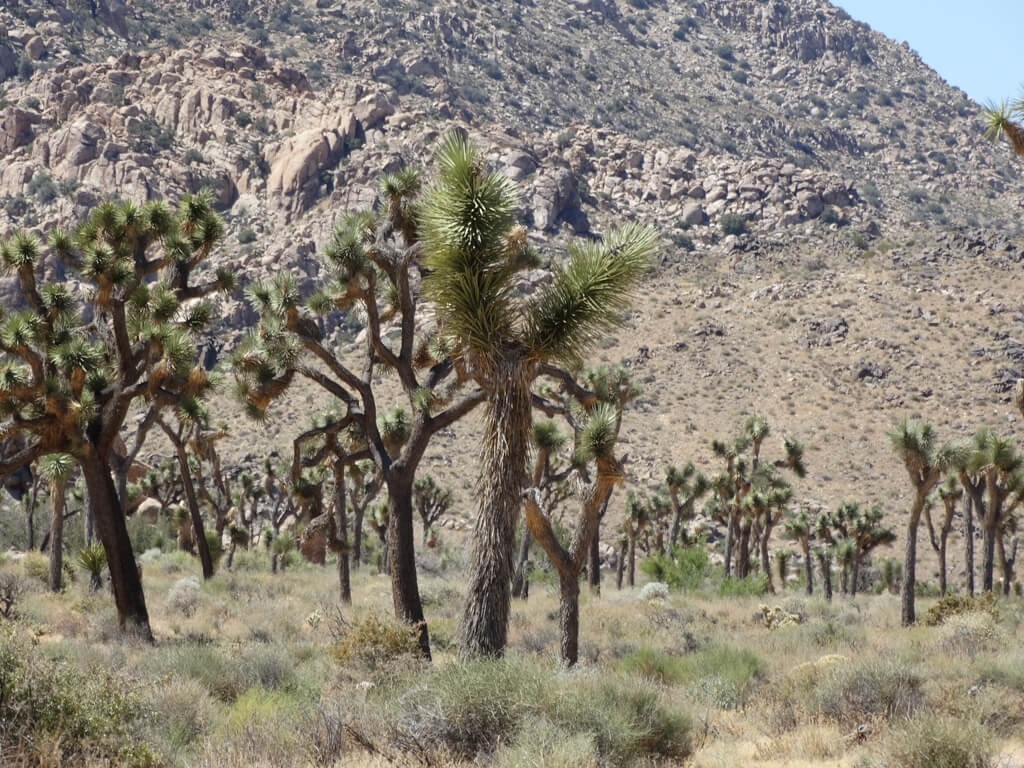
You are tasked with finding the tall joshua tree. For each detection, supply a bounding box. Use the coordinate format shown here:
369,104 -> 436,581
419,135 -> 654,658
888,419 -> 954,626
40,452 -> 74,593
232,158 -> 489,658
781,508 -> 815,595
925,476 -> 960,596
524,387 -> 629,666
0,194 -> 234,638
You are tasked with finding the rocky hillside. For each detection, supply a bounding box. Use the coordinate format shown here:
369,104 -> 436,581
2,0 -> 1023,569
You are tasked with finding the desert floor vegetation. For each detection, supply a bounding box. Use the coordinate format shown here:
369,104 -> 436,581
1,544 -> 1023,768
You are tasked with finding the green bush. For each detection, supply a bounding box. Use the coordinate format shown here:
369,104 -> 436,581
719,213 -> 747,236
640,544 -> 708,591
877,714 -> 992,768
238,228 -> 258,244
383,657 -> 692,765
0,624 -> 158,766
717,573 -> 769,597
812,657 -> 922,725
618,644 -> 762,709
924,591 -> 999,626
329,609 -> 421,672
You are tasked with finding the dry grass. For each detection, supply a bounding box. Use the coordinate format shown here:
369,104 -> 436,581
1,546 -> 1023,767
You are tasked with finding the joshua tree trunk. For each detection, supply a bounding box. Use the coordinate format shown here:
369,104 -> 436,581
938,528 -> 949,596
559,571 -> 580,666
47,477 -> 66,593
511,525 -> 531,599
964,492 -> 975,596
982,525 -> 996,593
461,361 -> 531,659
802,543 -> 813,596
334,462 -> 351,605
79,452 -> 152,641
588,526 -> 601,594
172,442 -> 215,580
737,523 -> 751,579
902,500 -> 923,626
616,538 -> 626,589
386,473 -> 430,658
723,511 -> 736,577
850,555 -> 860,598
352,503 -> 364,570
997,534 -> 1016,596
817,553 -> 833,602
627,532 -> 636,587
761,530 -> 774,593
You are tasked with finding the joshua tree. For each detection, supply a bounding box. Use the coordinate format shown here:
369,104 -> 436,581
818,502 -> 895,597
984,98 -> 1024,157
664,462 -> 709,549
781,508 -> 815,595
960,429 -> 1023,593
232,157 -> 488,658
413,475 -> 453,546
708,418 -> 804,585
624,491 -> 651,588
879,557 -> 900,595
834,538 -> 855,595
996,514 -> 1019,595
0,193 -> 234,638
925,476 -> 960,595
77,541 -> 106,591
951,436 -> 986,597
39,453 -> 74,593
418,135 -> 655,658
523,393 -> 628,666
157,404 -> 216,579
512,419 -> 573,599
775,548 -> 793,588
888,418 -> 954,625
813,545 -> 833,601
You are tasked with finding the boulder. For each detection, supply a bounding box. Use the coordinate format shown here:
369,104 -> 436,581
136,497 -> 163,523
681,202 -> 707,227
531,167 -> 579,231
50,118 -> 105,167
0,108 -> 37,153
24,35 -> 46,61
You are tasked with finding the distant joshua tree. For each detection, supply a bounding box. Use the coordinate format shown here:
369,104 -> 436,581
817,501 -> 895,597
925,476 -> 961,596
888,419 -> 955,626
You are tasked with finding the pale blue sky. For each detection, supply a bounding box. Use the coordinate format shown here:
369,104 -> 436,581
835,1 -> 1022,105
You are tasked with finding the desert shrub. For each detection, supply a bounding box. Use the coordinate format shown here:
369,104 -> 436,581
976,650 -> 1024,693
143,677 -> 218,751
639,582 -> 670,601
183,148 -> 205,164
670,231 -> 695,251
329,609 -> 421,672
0,624 -> 158,767
27,171 -> 58,204
718,573 -> 769,597
0,572 -> 24,619
238,228 -> 257,244
126,514 -> 168,554
719,213 -> 747,236
924,592 -> 999,626
385,657 -> 691,764
820,206 -> 841,224
934,612 -> 1004,657
166,577 -> 201,617
875,714 -> 992,768
205,530 -> 224,566
638,546 -> 703,593
812,657 -> 922,725
619,644 -> 762,709
494,716 -> 598,768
